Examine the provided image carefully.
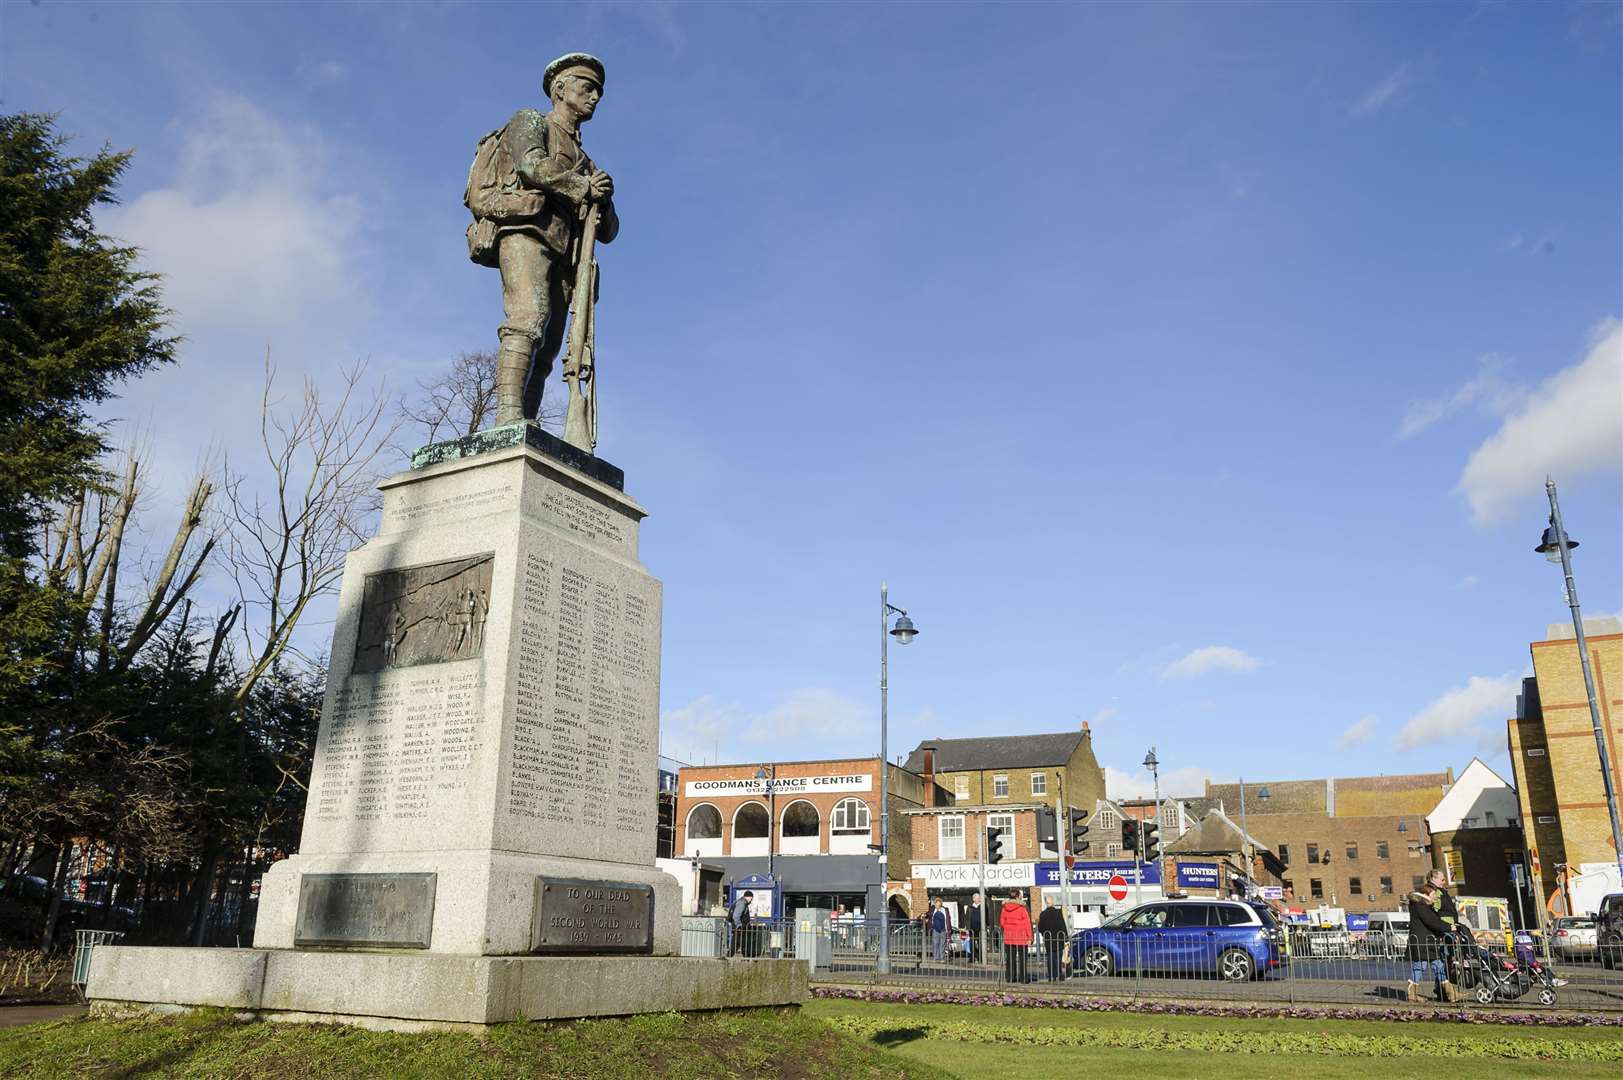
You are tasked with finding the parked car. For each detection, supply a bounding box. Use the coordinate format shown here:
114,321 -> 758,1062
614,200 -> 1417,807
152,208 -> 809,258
1365,911 -> 1410,958
1598,893 -> 1623,970
1070,899 -> 1285,982
1551,916 -> 1597,960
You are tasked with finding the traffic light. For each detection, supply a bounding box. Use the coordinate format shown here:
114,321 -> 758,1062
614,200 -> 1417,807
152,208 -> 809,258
995,829 -> 1014,863
986,826 -> 1006,864
1121,818 -> 1139,854
1068,808 -> 1090,852
1143,821 -> 1162,861
1036,807 -> 1057,846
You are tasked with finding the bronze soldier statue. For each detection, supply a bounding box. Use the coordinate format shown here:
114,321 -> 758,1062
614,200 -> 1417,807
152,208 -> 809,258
465,52 -> 617,434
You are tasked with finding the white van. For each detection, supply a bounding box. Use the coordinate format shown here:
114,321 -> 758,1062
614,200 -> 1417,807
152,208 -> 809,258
1365,911 -> 1410,957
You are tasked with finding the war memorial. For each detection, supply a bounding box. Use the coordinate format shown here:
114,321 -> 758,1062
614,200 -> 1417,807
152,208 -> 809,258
84,52 -> 805,1030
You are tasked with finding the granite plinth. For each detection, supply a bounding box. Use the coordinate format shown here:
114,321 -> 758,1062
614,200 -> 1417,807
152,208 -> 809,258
251,440 -> 677,956
87,947 -> 806,1031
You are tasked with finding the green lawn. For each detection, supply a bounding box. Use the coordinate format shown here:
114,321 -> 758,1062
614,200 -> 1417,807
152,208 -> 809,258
2,999 -> 1619,1079
805,998 -> 1623,1080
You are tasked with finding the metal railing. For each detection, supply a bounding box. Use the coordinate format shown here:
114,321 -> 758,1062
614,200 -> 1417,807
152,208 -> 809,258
71,929 -> 124,989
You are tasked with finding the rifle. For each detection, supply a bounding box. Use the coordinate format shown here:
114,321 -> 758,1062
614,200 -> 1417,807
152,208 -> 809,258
561,203 -> 600,452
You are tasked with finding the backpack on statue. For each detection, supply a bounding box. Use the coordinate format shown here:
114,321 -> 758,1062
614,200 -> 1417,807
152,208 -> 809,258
463,125 -> 544,266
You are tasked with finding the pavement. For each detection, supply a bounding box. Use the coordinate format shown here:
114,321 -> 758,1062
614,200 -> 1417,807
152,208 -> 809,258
0,1004 -> 86,1028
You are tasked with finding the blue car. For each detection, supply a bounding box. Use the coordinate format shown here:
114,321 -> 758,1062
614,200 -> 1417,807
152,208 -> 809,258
1071,899 -> 1285,981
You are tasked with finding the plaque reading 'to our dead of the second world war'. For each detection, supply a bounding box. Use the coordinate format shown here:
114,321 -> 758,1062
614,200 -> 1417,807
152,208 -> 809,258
531,878 -> 654,954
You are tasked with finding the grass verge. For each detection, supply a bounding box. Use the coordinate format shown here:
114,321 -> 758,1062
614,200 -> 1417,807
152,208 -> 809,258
805,998 -> 1623,1080
0,1005 -> 945,1079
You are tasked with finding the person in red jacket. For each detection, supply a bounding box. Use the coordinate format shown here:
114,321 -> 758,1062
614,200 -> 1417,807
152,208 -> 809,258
999,889 -> 1034,984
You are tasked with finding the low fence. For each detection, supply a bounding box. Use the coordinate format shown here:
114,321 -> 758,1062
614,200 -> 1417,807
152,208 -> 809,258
685,916 -> 1623,1012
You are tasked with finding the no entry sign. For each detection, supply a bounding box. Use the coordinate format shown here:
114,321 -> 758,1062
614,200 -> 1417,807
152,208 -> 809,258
1108,874 -> 1129,901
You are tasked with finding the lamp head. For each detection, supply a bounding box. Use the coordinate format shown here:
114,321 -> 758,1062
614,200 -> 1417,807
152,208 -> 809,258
889,613 -> 918,644
1257,786 -> 1270,802
1143,749 -> 1158,771
1536,520 -> 1578,565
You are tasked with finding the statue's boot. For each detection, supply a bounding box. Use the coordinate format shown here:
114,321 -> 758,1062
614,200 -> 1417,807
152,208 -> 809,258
494,334 -> 533,426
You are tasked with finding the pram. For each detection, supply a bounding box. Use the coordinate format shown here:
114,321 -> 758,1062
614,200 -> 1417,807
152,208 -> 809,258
1461,938 -> 1557,1006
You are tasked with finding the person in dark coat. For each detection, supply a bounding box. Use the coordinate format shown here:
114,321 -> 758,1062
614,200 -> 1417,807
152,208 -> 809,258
1405,881 -> 1459,1002
965,894 -> 985,964
1037,896 -> 1069,981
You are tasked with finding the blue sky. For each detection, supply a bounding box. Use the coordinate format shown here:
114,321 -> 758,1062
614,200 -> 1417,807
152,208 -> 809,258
5,1 -> 1620,798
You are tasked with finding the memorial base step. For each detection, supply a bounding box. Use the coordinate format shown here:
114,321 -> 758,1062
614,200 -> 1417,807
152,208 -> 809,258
86,947 -> 807,1032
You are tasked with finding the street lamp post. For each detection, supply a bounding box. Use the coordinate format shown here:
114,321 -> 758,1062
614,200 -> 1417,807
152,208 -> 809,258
1237,781 -> 1270,897
755,765 -> 777,886
1535,479 -> 1623,885
877,581 -> 918,976
1144,749 -> 1161,894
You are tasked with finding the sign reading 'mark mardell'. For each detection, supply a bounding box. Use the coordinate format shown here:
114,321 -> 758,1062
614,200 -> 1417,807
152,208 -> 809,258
684,774 -> 873,797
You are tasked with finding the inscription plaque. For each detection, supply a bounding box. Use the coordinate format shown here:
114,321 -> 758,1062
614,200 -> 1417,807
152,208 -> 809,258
294,872 -> 437,949
353,554 -> 495,674
531,877 -> 655,954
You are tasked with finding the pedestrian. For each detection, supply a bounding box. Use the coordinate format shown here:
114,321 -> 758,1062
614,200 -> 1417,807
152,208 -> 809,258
1428,869 -> 1463,981
728,889 -> 753,958
930,898 -> 952,961
1405,880 -> 1460,1003
1037,896 -> 1069,981
966,893 -> 985,964
1000,889 -> 1034,984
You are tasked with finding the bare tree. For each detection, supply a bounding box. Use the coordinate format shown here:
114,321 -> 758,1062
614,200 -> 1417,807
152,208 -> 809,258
221,356 -> 398,707
400,348 -> 562,447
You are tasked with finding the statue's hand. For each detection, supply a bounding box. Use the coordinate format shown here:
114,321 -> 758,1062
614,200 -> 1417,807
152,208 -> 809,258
587,170 -> 614,201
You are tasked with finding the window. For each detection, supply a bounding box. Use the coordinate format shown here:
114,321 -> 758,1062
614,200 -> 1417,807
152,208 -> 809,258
1380,876 -> 1393,894
686,804 -> 721,839
1310,879 -> 1324,899
1281,878 -> 1294,895
1527,748 -> 1547,757
1168,905 -> 1210,927
987,813 -> 1014,836
1306,844 -> 1320,864
1095,809 -> 1118,831
1030,772 -> 1047,796
1278,844 -> 1290,866
1216,904 -> 1254,926
954,776 -> 969,800
1345,842 -> 1359,861
1484,811 -> 1496,826
782,801 -> 819,837
1105,843 -> 1122,857
939,815 -> 965,859
1161,803 -> 1178,827
1461,817 -> 1479,828
1376,841 -> 1389,859
1411,876 -> 1424,891
733,802 -> 769,838
1348,877 -> 1363,895
993,774 -> 1009,798
831,798 -> 870,833
1129,906 -> 1169,929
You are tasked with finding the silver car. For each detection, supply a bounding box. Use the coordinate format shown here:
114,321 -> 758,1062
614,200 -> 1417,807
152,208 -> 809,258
1552,916 -> 1597,960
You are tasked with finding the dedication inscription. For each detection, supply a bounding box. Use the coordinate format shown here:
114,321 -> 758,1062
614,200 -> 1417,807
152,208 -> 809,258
294,872 -> 437,949
531,877 -> 654,954
353,554 -> 495,674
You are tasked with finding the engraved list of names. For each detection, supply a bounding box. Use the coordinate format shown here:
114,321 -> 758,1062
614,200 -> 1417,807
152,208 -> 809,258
509,544 -> 656,848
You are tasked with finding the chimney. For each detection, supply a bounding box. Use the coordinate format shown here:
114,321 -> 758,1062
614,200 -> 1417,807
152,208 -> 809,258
1080,720 -> 1090,736
921,748 -> 936,806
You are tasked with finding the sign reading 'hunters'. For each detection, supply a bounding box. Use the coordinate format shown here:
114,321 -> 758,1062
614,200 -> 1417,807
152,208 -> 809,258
684,773 -> 873,797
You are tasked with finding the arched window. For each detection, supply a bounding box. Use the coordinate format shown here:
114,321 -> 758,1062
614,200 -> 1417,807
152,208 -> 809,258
781,800 -> 820,838
831,798 -> 871,833
733,802 -> 769,839
686,804 -> 721,839
1094,809 -> 1117,831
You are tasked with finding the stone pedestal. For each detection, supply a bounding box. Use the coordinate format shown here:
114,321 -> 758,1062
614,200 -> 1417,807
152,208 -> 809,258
88,426 -> 803,1026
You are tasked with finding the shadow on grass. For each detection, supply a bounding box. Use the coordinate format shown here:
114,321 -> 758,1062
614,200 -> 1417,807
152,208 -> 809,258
870,1025 -> 929,1048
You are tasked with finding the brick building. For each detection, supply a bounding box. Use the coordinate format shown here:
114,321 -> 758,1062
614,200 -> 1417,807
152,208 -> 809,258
674,757 -> 943,917
1506,617 -> 1623,916
1204,772 -> 1452,913
902,724 -> 1106,817
1425,758 -> 1524,904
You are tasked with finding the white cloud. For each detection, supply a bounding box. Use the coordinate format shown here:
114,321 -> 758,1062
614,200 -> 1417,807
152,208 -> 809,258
1457,319 -> 1623,525
659,694 -> 735,766
1455,575 -> 1479,590
1159,646 -> 1264,680
1394,674 -> 1521,750
1398,355 -> 1526,438
1352,62 -> 1413,117
1106,765 -> 1227,801
1085,706 -> 1119,727
744,687 -> 866,744
1338,715 -> 1377,749
99,96 -> 363,336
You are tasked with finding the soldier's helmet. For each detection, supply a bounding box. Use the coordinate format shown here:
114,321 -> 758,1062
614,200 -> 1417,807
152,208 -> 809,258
544,53 -> 606,99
